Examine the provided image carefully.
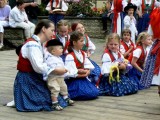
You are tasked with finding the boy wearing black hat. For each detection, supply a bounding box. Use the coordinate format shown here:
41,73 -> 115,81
123,3 -> 138,44
44,39 -> 74,111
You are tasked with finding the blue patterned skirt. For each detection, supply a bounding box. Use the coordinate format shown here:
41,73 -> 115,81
88,59 -> 101,85
127,67 -> 142,89
14,71 -> 67,112
65,77 -> 99,100
98,74 -> 138,96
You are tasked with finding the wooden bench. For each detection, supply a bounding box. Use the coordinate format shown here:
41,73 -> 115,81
4,27 -> 25,47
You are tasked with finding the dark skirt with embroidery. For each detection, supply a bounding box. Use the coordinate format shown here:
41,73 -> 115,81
88,59 -> 101,85
14,71 -> 67,112
137,13 -> 150,34
98,74 -> 138,96
139,51 -> 156,90
65,77 -> 99,100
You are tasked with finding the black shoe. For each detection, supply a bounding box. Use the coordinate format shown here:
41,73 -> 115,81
52,102 -> 63,111
65,98 -> 74,106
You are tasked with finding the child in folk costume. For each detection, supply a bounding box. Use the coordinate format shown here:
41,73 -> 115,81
55,19 -> 70,62
128,32 -> 152,88
64,31 -> 99,100
137,0 -> 160,34
99,33 -> 138,96
71,22 -> 96,57
46,0 -> 68,27
44,40 -> 74,111
120,29 -> 135,59
140,8 -> 160,96
71,22 -> 101,85
123,3 -> 138,44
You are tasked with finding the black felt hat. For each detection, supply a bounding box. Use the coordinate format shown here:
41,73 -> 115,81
124,3 -> 137,12
46,39 -> 63,47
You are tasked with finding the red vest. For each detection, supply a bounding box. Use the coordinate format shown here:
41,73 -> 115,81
141,0 -> 155,13
70,50 -> 85,69
17,38 -> 36,72
128,46 -> 146,68
63,35 -> 70,53
104,49 -> 121,62
121,40 -> 135,59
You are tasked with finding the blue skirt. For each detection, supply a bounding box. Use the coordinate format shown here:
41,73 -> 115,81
98,74 -> 138,96
65,77 -> 99,100
127,67 -> 142,89
14,71 -> 67,112
88,59 -> 101,85
137,13 -> 150,34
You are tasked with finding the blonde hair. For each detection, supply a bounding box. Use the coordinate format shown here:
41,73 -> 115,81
105,33 -> 120,49
0,0 -> 7,8
56,20 -> 69,30
136,32 -> 150,46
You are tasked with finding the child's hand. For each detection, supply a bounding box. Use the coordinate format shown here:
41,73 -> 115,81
87,51 -> 91,57
78,69 -> 87,74
130,16 -> 134,20
129,45 -> 133,50
53,67 -> 68,75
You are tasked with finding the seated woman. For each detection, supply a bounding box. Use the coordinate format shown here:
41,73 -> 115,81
0,0 -> 11,49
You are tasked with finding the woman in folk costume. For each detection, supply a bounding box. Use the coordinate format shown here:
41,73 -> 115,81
64,31 -> 99,100
128,32 -> 152,88
137,0 -> 160,34
71,22 -> 101,86
13,19 -> 68,112
46,0 -> 68,27
111,0 -> 125,36
99,33 -> 138,96
139,8 -> 160,96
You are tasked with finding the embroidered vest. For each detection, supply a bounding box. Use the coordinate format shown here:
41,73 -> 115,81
128,46 -> 146,68
70,50 -> 85,69
50,0 -> 62,10
82,34 -> 89,52
56,34 -> 70,53
104,49 -> 121,62
17,38 -> 36,72
121,40 -> 135,59
142,0 -> 155,14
